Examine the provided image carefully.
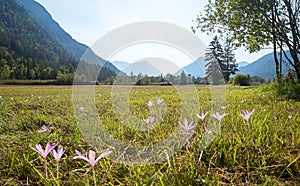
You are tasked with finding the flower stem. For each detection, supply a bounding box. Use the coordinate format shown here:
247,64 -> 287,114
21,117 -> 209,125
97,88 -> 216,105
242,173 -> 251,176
44,158 -> 48,180
147,124 -> 150,139
56,161 -> 59,180
92,166 -> 97,186
247,121 -> 251,132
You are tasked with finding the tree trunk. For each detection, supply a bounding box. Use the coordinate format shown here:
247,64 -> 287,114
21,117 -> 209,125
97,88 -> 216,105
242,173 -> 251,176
271,2 -> 281,82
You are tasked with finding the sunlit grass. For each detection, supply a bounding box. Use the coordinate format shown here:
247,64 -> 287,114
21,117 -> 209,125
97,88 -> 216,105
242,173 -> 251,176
0,85 -> 299,185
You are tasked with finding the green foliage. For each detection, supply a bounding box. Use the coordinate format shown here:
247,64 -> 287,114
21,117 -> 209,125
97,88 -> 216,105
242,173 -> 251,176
230,74 -> 250,86
250,76 -> 266,84
56,71 -> 74,84
205,36 -> 237,84
193,0 -> 300,82
0,0 -> 117,83
275,81 -> 300,101
0,0 -> 78,80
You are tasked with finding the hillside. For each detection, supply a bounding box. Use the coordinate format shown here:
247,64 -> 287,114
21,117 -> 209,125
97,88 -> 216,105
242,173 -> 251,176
15,0 -> 120,74
122,61 -> 161,76
0,0 -> 77,80
238,51 -> 296,80
175,57 -> 207,78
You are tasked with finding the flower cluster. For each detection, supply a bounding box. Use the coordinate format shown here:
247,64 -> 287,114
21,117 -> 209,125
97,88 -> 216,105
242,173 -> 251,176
145,98 -> 164,137
30,125 -> 112,184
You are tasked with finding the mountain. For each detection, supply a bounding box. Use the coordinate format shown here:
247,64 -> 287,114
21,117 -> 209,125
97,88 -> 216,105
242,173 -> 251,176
111,61 -> 130,71
15,0 -> 121,74
174,57 -> 207,77
0,0 -> 77,80
237,61 -> 250,68
238,51 -> 296,80
122,61 -> 161,76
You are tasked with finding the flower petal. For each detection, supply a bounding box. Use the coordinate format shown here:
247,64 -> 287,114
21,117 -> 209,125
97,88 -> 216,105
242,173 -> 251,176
94,150 -> 112,164
45,142 -> 56,156
89,150 -> 96,166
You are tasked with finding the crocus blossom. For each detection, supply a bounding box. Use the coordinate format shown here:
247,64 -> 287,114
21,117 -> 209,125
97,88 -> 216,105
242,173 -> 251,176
30,142 -> 56,159
73,149 -> 112,167
144,116 -> 155,124
156,98 -> 164,105
147,101 -> 154,107
52,146 -> 65,162
179,118 -> 196,135
241,109 -> 254,122
196,112 -> 209,122
211,112 -> 227,121
38,124 -> 51,133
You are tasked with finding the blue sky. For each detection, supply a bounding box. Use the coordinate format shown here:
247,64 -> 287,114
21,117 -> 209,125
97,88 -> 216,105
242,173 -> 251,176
35,0 -> 273,67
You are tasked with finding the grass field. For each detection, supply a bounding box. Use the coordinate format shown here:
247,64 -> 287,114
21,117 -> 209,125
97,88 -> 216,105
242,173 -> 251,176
0,85 -> 299,185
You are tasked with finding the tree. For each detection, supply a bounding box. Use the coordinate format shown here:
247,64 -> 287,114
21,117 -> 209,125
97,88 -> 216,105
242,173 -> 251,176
179,71 -> 187,85
193,0 -> 300,82
205,36 -> 225,84
223,42 -> 238,82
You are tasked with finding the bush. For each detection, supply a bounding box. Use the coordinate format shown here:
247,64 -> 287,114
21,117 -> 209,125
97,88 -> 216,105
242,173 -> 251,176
275,81 -> 300,100
250,76 -> 266,84
230,74 -> 250,86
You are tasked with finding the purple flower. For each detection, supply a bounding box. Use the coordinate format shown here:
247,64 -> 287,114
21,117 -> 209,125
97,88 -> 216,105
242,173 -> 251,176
179,118 -> 196,135
147,101 -> 154,107
38,124 -> 52,133
211,112 -> 227,121
156,98 -> 164,106
30,142 -> 56,159
196,112 -> 208,122
241,109 -> 254,122
52,146 -> 65,162
30,142 -> 56,180
73,149 -> 112,167
0,96 -> 2,99
144,116 -> 155,124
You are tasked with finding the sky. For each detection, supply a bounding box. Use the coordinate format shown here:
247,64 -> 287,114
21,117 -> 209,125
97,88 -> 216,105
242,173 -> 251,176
35,0 -> 273,67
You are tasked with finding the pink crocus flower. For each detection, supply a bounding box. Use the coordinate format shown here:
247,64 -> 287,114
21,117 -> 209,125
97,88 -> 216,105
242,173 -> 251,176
144,116 -> 155,124
144,116 -> 155,138
179,118 -> 196,136
30,142 -> 56,179
52,146 -> 65,162
196,112 -> 209,122
73,149 -> 112,167
52,146 -> 65,180
74,149 -> 112,186
241,109 -> 255,122
147,101 -> 154,107
156,98 -> 164,105
211,112 -> 227,121
30,142 -> 56,159
38,125 -> 52,133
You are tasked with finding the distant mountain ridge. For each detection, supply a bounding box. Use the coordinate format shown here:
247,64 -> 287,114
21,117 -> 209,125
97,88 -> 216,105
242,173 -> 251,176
238,51 -> 297,80
111,61 -> 130,71
174,57 -> 207,78
15,0 -> 121,74
121,61 -> 162,76
237,61 -> 250,68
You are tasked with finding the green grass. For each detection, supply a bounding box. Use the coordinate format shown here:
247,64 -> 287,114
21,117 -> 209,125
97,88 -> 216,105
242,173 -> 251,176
0,85 -> 299,185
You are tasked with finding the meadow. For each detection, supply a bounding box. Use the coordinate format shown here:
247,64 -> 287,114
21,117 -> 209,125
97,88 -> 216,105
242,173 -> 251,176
0,85 -> 299,185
